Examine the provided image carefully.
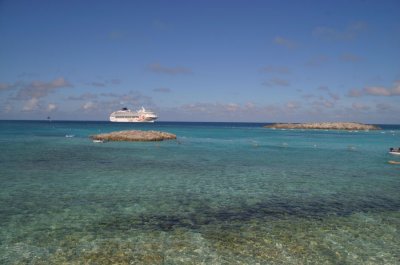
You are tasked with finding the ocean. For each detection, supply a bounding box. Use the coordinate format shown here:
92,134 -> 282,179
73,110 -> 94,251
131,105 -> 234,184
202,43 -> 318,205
0,120 -> 399,264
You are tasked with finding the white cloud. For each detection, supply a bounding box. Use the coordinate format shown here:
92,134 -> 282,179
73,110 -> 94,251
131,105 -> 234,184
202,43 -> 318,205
77,91 -> 154,114
15,77 -> 72,100
226,103 -> 240,112
22,98 -> 40,111
47,103 -> 58,112
364,86 -> 392,96
82,101 -> 97,111
286,101 -> 301,110
162,99 -> 399,123
347,81 -> 400,97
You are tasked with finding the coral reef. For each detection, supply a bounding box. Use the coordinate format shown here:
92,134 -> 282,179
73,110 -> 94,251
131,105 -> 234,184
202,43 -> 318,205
265,122 -> 380,130
90,130 -> 176,142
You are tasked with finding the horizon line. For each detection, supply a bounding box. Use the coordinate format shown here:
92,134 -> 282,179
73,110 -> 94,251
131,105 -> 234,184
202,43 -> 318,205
0,119 -> 399,126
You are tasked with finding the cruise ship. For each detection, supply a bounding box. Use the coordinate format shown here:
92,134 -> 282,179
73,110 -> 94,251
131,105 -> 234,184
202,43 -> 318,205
109,107 -> 158,122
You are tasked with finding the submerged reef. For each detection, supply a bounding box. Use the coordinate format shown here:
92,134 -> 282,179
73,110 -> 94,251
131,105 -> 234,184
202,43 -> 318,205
90,130 -> 176,142
265,122 -> 380,130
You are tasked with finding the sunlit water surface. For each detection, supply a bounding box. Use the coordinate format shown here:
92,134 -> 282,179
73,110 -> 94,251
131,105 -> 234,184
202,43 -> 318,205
0,121 -> 399,264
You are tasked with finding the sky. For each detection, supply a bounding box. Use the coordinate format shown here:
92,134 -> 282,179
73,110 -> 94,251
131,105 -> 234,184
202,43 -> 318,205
0,0 -> 399,123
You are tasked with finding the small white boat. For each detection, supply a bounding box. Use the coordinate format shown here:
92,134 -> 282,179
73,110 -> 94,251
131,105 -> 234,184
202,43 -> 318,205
93,139 -> 105,143
65,134 -> 75,138
389,147 -> 400,155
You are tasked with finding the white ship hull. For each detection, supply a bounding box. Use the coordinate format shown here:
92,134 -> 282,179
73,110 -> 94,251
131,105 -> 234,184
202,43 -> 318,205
110,117 -> 156,122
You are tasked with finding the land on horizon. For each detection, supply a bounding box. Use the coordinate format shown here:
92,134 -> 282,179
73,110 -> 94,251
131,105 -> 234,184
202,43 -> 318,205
265,122 -> 381,130
0,119 -> 399,126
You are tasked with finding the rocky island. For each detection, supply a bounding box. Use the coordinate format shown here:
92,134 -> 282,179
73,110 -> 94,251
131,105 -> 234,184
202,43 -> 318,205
265,122 -> 380,130
90,130 -> 177,142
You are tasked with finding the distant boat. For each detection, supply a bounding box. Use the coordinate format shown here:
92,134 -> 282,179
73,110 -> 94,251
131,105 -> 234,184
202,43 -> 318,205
93,139 -> 105,143
389,147 -> 400,155
65,134 -> 75,138
109,107 -> 158,122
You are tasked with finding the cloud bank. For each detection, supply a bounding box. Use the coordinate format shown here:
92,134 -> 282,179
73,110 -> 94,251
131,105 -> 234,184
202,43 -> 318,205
348,81 -> 400,97
14,77 -> 72,100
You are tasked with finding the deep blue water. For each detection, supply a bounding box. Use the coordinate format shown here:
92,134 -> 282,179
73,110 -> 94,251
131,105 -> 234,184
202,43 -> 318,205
0,121 -> 399,264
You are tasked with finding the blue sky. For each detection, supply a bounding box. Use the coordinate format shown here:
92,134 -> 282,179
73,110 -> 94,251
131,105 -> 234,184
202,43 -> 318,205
0,0 -> 399,123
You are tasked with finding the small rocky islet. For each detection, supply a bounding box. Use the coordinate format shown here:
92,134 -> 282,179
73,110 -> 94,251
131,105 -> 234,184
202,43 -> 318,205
90,130 -> 176,142
264,122 -> 380,130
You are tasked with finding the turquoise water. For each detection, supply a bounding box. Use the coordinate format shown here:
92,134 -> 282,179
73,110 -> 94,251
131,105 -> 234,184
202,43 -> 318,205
0,121 -> 399,264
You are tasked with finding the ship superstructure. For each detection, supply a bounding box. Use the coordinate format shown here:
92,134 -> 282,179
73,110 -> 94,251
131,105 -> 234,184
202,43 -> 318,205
109,107 -> 158,122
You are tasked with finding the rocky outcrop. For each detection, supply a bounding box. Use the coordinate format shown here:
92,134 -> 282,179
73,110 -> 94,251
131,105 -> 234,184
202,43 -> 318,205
90,130 -> 177,142
265,122 -> 380,130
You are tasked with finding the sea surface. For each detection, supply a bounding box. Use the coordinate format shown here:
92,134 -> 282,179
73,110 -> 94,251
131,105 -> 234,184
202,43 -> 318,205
0,120 -> 399,264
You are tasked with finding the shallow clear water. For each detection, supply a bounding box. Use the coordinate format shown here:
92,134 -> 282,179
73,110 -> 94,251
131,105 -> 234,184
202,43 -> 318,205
0,121 -> 399,264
